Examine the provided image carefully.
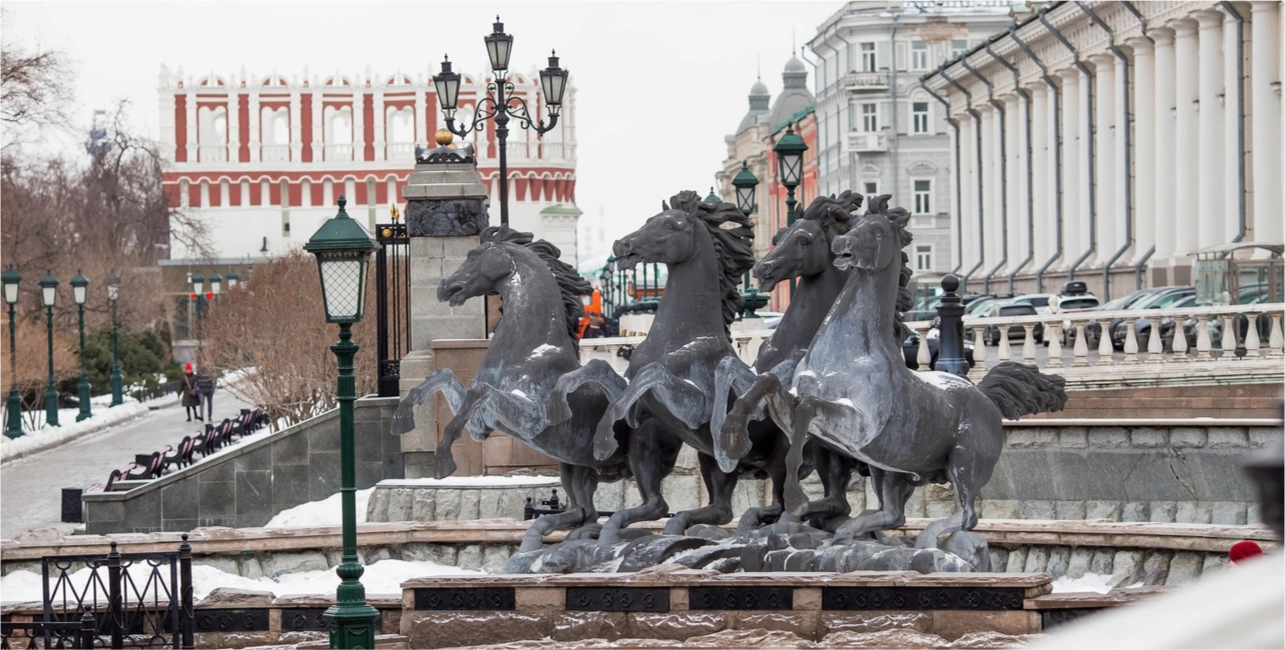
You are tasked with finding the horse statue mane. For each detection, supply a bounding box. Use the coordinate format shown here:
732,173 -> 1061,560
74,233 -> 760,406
772,190 -> 863,246
666,190 -> 755,333
862,194 -> 916,341
481,226 -> 593,348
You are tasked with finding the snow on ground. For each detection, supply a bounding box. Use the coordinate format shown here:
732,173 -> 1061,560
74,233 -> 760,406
265,488 -> 375,528
0,558 -> 481,605
0,402 -> 151,463
1052,572 -> 1144,594
380,476 -> 561,487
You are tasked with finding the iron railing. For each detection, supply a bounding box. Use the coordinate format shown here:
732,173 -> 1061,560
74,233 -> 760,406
375,221 -> 410,397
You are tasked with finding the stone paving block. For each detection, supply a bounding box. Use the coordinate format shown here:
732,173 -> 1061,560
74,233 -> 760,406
988,548 -> 1008,574
1175,501 -> 1212,524
1085,500 -> 1122,520
1211,501 -> 1247,525
402,543 -> 457,566
1018,500 -> 1054,520
411,489 -> 436,521
459,490 -> 481,520
981,500 -> 1019,519
1110,550 -> 1145,587
1057,428 -> 1088,448
1206,428 -> 1248,448
1202,553 -> 1227,576
1023,547 -> 1049,574
479,488 -> 501,519
1087,427 -> 1128,448
904,487 -> 926,519
456,545 -> 482,571
1122,502 -> 1149,522
1007,429 -> 1057,448
627,612 -> 727,641
1045,547 -> 1071,578
403,611 -> 551,649
820,612 -> 933,635
1065,548 -> 1093,579
1129,428 -> 1168,448
1142,550 -> 1172,586
1089,548 -> 1115,575
1248,427 -> 1281,448
552,612 -> 627,642
1005,547 -> 1028,573
1149,501 -> 1177,523
1166,552 -> 1203,586
925,497 -> 955,519
1169,428 -> 1207,448
1054,501 -> 1086,520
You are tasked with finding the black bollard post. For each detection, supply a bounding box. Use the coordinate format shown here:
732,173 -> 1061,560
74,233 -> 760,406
937,274 -> 969,377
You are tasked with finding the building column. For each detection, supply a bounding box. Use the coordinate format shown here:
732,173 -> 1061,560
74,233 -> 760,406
1171,18 -> 1200,260
958,114 -> 978,277
1059,68 -> 1082,270
1075,67 -> 1094,270
947,112 -> 962,272
351,91 -> 363,164
1222,5 -> 1245,245
1045,78 -> 1061,270
1195,9 -> 1226,250
226,89 -> 239,163
1090,53 -> 1116,264
373,87 -> 386,162
1031,84 -> 1050,270
1128,36 -> 1156,269
979,105 -> 998,280
289,90 -> 303,161
248,90 -> 261,163
1004,92 -> 1025,281
184,88 -> 197,162
1251,1 -> 1282,246
311,92 -> 323,163
1153,28 -> 1177,271
415,84 -> 428,145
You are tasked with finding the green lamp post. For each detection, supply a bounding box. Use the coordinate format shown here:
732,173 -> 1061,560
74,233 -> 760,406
190,271 -> 204,342
226,268 -> 241,289
38,270 -> 59,427
3,265 -> 23,439
704,186 -> 721,204
209,272 -> 222,300
731,161 -> 768,315
107,270 -> 123,407
304,196 -> 380,650
773,122 -> 808,226
71,271 -> 92,422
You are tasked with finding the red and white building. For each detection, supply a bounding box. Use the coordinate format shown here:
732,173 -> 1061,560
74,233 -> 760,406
157,65 -> 581,264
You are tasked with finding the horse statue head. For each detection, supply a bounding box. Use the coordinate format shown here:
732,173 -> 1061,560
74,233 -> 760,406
754,190 -> 862,291
833,194 -> 912,274
613,190 -> 755,330
439,226 -> 591,345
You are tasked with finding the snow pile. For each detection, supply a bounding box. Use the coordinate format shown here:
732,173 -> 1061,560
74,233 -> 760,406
0,402 -> 151,464
0,558 -> 481,605
1052,572 -> 1144,594
265,488 -> 375,528
380,475 -> 561,487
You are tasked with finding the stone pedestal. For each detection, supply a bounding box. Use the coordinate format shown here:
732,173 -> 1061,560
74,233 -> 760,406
399,158 -> 490,478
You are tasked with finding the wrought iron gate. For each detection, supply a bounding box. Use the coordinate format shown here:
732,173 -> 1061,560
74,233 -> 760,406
375,215 -> 411,397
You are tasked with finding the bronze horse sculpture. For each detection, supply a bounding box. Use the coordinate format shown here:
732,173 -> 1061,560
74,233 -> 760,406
548,190 -> 759,543
711,190 -> 866,532
391,227 -> 679,551
721,196 -> 1067,544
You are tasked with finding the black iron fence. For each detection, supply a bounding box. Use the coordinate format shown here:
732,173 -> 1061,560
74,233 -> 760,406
375,221 -> 410,397
16,537 -> 196,649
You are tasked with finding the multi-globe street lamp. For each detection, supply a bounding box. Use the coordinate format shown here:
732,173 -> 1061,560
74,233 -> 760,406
433,17 -> 570,228
304,196 -> 380,649
108,270 -> 123,407
38,270 -> 59,427
773,122 -> 807,226
3,265 -> 22,439
71,271 -> 92,422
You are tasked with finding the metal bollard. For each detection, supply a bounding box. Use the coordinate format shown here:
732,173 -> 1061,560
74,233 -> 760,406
936,274 -> 969,377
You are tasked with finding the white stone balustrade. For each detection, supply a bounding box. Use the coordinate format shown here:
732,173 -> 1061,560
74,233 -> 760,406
579,303 -> 1285,389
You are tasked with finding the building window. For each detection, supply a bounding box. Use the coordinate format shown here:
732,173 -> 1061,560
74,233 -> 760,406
864,182 -> 878,195
916,245 -> 933,271
862,103 -> 878,132
861,43 -> 877,72
911,41 -> 928,71
951,39 -> 968,59
912,102 -> 930,134
913,180 -> 932,214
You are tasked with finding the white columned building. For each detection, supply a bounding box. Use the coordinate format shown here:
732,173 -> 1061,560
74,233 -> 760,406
921,0 -> 1281,298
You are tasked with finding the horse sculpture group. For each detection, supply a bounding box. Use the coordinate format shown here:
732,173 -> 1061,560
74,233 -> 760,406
392,189 -> 1066,561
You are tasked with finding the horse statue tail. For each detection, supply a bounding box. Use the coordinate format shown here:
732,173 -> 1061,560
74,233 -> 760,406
976,361 -> 1069,419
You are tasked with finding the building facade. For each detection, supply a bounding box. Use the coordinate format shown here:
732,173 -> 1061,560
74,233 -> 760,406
156,66 -> 580,265
809,0 -> 1019,285
715,58 -> 820,312
922,0 -> 1282,299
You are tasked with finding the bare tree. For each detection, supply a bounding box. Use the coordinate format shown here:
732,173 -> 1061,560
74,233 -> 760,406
0,8 -> 74,151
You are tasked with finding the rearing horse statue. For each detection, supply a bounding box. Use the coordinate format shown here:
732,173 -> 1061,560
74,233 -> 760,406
721,196 -> 1067,544
391,227 -> 679,551
548,190 -> 756,543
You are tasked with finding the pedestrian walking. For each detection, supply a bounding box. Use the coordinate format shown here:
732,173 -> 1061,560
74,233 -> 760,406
181,364 -> 201,421
196,371 -> 217,422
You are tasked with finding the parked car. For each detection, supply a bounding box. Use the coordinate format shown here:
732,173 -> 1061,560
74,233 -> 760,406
902,329 -> 975,370
979,302 -> 1045,346
1064,287 -> 1165,347
963,295 -> 1010,319
1108,286 -> 1195,350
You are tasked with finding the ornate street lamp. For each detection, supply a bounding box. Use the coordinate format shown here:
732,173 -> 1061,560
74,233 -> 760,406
190,271 -> 204,342
773,122 -> 808,226
38,270 -> 59,427
71,271 -> 92,422
209,272 -> 222,299
226,269 -> 240,289
704,187 -> 721,204
107,270 -> 123,406
304,196 -> 380,649
732,160 -> 759,217
3,265 -> 22,439
433,17 -> 570,228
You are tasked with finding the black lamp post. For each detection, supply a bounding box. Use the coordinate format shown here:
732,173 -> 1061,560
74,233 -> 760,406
732,160 -> 760,217
190,271 -> 204,342
209,272 -> 222,301
38,270 -> 59,427
107,270 -> 123,407
3,265 -> 22,439
71,271 -> 91,422
226,269 -> 240,289
773,122 -> 807,226
304,196 -> 380,649
433,17 -> 570,228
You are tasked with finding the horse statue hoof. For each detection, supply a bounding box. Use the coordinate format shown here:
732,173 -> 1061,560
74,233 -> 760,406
433,454 -> 458,479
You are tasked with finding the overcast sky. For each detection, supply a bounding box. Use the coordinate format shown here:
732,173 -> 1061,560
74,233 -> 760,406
4,0 -> 837,245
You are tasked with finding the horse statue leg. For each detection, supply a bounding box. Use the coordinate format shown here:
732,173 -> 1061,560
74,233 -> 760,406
802,445 -> 856,532
591,363 -> 707,462
710,357 -> 763,469
664,452 -> 738,535
519,463 -> 598,552
736,427 -> 790,534
598,419 -> 682,545
833,468 -> 916,544
785,396 -> 864,516
457,384 -> 546,442
546,359 -> 628,425
390,368 -> 466,435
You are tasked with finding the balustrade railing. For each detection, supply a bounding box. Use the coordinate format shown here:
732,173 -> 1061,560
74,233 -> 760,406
260,145 -> 290,162
195,146 -> 226,163
323,143 -> 353,161
386,142 -> 414,160
580,303 -> 1285,385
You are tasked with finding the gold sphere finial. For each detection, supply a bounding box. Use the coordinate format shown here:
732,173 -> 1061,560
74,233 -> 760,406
435,129 -> 454,146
